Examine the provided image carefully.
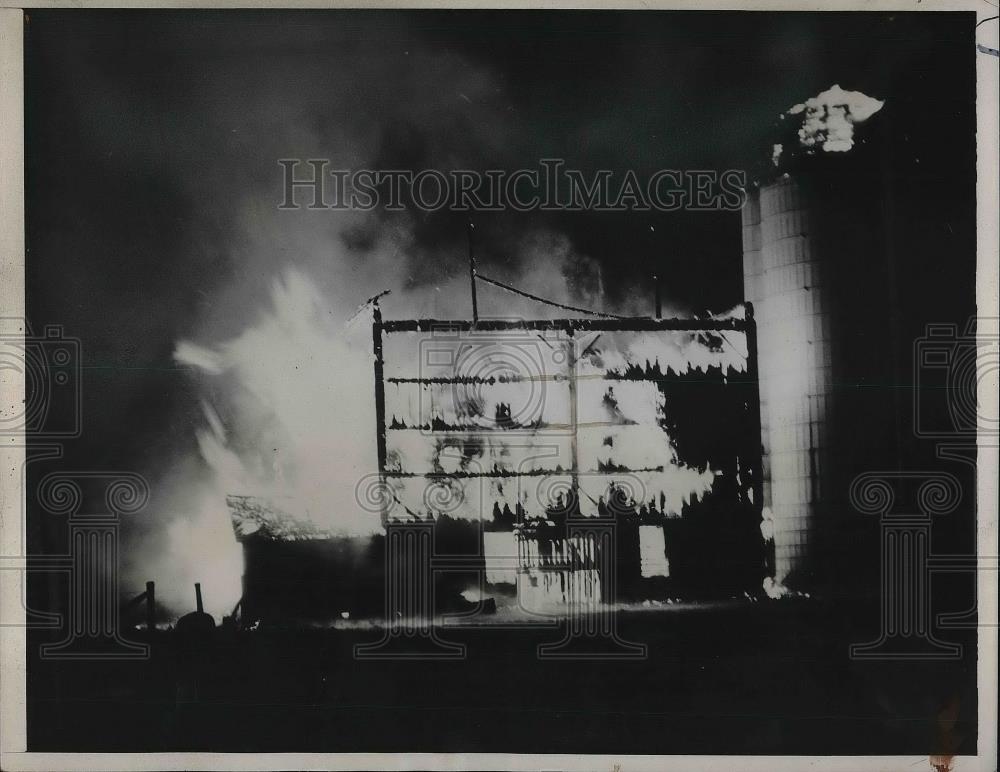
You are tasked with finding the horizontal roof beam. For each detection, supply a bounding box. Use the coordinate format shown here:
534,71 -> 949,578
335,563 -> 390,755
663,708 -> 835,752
378,317 -> 746,333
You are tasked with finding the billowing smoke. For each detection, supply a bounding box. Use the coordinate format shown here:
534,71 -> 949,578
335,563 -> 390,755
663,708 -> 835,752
788,84 -> 884,152
115,22 -> 739,619
773,84 -> 885,163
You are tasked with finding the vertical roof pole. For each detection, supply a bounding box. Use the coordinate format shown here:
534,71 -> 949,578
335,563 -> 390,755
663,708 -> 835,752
468,221 -> 479,325
567,328 -> 579,509
372,301 -> 388,525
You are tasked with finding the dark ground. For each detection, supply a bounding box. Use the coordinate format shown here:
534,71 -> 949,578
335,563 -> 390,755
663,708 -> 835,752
27,597 -> 977,755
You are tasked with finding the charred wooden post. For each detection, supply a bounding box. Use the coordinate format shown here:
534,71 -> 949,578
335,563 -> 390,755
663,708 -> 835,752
145,580 -> 155,633
744,302 -> 765,515
468,221 -> 479,324
176,582 -> 216,639
361,299 -> 464,657
372,302 -> 388,486
240,573 -> 251,629
567,328 -> 579,502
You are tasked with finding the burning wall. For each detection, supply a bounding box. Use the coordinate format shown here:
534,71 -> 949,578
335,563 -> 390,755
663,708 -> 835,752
377,324 -> 746,524
372,317 -> 764,614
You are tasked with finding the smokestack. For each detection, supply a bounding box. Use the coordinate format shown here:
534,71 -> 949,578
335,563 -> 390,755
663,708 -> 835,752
195,582 -> 204,614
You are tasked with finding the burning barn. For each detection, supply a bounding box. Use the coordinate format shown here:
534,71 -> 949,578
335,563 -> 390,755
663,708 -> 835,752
226,299 -> 768,625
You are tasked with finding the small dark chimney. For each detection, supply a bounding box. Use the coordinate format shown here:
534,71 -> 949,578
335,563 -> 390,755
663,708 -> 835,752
195,582 -> 204,613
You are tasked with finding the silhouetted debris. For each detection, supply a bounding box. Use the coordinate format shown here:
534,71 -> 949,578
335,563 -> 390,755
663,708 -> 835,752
176,583 -> 216,644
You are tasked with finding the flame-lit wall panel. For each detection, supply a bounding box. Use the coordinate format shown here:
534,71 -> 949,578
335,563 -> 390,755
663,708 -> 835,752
743,176 -> 833,584
639,525 -> 670,578
381,464 -> 713,522
483,531 -> 518,584
385,475 -> 492,522
385,430 -> 575,475
575,379 -> 664,425
577,424 -> 675,471
384,381 -> 572,429
379,319 -> 752,530
381,329 -> 569,383
576,329 -> 748,376
384,327 -> 748,383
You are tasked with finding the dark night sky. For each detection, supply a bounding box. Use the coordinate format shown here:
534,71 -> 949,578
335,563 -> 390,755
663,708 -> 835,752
24,9 -> 976,552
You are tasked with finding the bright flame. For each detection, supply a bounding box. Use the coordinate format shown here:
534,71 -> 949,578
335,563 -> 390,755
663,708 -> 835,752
177,270 -> 381,537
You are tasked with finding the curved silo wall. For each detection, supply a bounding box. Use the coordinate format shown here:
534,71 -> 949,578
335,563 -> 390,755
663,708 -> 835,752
743,176 -> 833,586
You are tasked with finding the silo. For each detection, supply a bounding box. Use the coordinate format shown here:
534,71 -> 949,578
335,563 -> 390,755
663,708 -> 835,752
742,87 -> 891,588
743,176 -> 832,586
